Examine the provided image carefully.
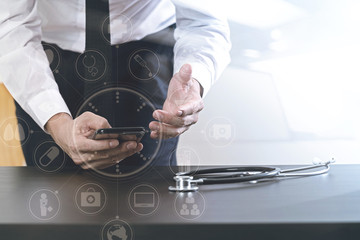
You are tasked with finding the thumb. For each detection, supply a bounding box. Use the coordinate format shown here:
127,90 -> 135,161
178,64 -> 192,84
78,112 -> 111,132
87,115 -> 111,130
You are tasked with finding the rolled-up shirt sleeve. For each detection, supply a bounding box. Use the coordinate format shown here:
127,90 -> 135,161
0,0 -> 71,130
171,0 -> 231,97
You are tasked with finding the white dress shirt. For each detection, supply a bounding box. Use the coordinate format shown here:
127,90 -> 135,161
0,0 -> 231,130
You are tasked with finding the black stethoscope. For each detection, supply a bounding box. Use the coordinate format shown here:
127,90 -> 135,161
169,158 -> 334,192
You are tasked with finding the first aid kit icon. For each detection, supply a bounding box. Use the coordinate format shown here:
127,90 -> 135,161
81,188 -> 101,207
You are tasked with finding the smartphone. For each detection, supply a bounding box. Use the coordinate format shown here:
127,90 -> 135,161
92,127 -> 146,143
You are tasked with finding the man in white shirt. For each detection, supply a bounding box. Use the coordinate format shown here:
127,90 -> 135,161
0,0 -> 230,170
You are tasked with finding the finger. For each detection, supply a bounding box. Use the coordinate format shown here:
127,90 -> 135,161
150,130 -> 160,139
150,122 -> 189,139
153,110 -> 198,127
90,144 -> 143,170
81,141 -> 143,163
177,64 -> 192,84
81,156 -> 118,170
97,141 -> 143,159
76,138 -> 119,152
80,159 -> 116,170
78,111 -> 111,130
70,154 -> 114,168
178,99 -> 204,117
81,151 -> 112,162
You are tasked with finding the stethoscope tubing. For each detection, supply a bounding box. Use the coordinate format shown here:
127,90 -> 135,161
176,166 -> 280,185
175,163 -> 331,185
278,164 -> 330,177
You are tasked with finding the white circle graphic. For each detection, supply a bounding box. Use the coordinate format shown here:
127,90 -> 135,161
29,189 -> 60,221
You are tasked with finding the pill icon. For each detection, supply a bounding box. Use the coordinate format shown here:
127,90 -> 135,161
39,146 -> 60,167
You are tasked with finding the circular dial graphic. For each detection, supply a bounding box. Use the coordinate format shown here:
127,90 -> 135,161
76,87 -> 161,178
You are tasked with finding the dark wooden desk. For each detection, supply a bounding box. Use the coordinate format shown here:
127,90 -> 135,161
0,165 -> 359,240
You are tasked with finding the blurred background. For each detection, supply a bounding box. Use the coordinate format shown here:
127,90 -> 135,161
178,0 -> 360,165
1,0 -> 359,166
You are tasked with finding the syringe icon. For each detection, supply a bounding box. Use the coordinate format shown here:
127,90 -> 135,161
134,54 -> 153,77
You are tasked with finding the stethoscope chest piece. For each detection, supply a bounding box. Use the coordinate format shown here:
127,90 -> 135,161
168,175 -> 200,192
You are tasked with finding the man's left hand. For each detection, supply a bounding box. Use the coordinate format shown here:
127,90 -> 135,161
149,64 -> 204,139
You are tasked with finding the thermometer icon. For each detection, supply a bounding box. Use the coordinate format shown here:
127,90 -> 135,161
134,54 -> 153,77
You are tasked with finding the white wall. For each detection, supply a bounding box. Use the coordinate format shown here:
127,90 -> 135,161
178,67 -> 360,166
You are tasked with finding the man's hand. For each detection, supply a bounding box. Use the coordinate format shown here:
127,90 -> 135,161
149,64 -> 204,139
45,112 -> 143,169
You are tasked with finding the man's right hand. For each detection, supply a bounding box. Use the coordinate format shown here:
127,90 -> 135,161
45,112 -> 143,169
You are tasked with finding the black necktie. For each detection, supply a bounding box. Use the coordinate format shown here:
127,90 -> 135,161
83,0 -> 112,95
86,0 -> 111,49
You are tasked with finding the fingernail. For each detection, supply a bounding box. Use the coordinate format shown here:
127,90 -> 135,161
155,113 -> 162,121
153,112 -> 159,121
177,110 -> 183,117
151,124 -> 159,131
126,142 -> 136,150
181,64 -> 191,74
151,131 -> 158,138
110,140 -> 119,148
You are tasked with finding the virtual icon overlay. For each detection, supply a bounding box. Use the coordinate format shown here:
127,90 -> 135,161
33,141 -> 66,173
75,183 -> 107,215
0,117 -> 30,147
43,43 -> 61,73
204,117 -> 235,147
76,87 -> 161,178
102,218 -> 133,240
102,14 -> 133,44
169,146 -> 201,175
101,16 -> 111,44
128,49 -> 160,81
128,184 -> 160,216
76,50 -> 108,82
28,189 -> 60,221
174,192 -> 205,220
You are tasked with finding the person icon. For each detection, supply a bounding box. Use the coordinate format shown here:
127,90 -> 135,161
40,193 -> 48,217
190,204 -> 200,216
40,193 -> 53,217
180,203 -> 189,216
185,196 -> 195,204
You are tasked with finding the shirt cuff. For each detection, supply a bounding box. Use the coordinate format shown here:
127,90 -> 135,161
27,89 -> 72,131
